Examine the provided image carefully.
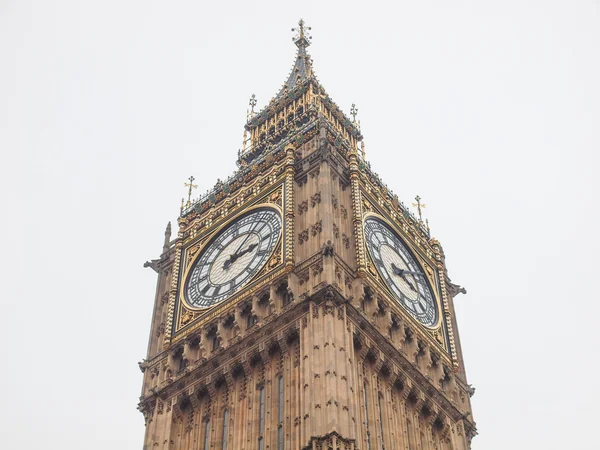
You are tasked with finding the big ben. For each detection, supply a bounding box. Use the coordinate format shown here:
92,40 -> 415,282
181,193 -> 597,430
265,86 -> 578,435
138,20 -> 477,450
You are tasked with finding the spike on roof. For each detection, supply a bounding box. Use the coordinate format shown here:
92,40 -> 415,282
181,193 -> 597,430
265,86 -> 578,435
276,19 -> 314,98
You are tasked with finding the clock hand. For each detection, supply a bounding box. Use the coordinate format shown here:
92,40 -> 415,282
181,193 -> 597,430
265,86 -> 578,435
390,264 -> 424,278
223,220 -> 262,270
390,263 -> 418,292
229,243 -> 258,262
402,275 -> 417,292
223,244 -> 253,270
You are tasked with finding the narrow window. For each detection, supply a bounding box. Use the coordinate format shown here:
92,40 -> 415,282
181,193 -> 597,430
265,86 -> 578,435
247,313 -> 256,329
178,356 -> 187,373
406,418 -> 412,450
377,393 -> 385,449
212,334 -> 219,351
221,409 -> 228,450
278,375 -> 284,450
258,386 -> 265,450
203,420 -> 210,450
282,289 -> 292,307
363,382 -> 371,450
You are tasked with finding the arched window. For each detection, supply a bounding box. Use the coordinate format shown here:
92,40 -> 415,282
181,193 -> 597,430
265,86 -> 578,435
258,386 -> 265,450
247,313 -> 257,329
363,382 -> 371,450
277,375 -> 284,450
221,409 -> 228,450
377,392 -> 385,450
203,420 -> 210,450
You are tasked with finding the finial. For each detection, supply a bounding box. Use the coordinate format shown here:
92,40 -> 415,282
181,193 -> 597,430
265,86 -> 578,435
361,141 -> 366,160
184,175 -> 198,207
242,128 -> 248,153
425,218 -> 431,234
350,103 -> 358,123
412,195 -> 426,221
249,94 -> 257,116
292,19 -> 312,49
180,197 -> 185,214
163,221 -> 172,252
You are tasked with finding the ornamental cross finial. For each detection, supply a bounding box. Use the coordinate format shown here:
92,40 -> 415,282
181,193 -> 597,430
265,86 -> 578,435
184,175 -> 198,206
350,103 -> 358,123
249,94 -> 257,115
412,195 -> 426,221
292,19 -> 312,48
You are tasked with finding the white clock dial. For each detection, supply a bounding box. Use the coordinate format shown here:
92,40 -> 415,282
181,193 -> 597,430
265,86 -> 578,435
185,208 -> 282,308
364,217 -> 438,327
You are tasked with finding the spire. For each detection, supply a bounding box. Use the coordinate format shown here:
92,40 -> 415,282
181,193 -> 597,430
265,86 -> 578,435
163,221 -> 171,253
276,19 -> 314,98
292,18 -> 311,49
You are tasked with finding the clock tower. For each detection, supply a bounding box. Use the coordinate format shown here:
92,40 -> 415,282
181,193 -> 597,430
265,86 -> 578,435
139,20 -> 476,450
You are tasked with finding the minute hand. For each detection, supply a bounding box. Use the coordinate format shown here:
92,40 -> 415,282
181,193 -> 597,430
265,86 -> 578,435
391,264 -> 425,278
224,218 -> 262,269
400,270 -> 425,277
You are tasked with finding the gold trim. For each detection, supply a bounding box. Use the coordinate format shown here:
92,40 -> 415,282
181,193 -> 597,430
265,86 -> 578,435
178,202 -> 284,312
362,212 -> 443,330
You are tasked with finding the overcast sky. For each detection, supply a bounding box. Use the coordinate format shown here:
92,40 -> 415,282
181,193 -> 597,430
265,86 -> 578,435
1,1 -> 599,449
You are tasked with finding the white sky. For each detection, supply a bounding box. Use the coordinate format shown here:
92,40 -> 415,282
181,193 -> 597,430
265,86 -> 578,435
1,1 -> 599,449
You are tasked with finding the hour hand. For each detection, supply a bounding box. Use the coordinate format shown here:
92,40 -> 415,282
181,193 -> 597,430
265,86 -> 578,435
391,263 -> 406,276
223,243 -> 258,269
391,263 -> 417,292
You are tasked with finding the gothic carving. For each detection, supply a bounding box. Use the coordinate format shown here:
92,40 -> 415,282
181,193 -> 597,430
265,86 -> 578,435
298,229 -> 309,245
311,261 -> 323,277
446,279 -> 467,298
297,268 -> 310,285
342,233 -> 350,249
141,22 -> 475,450
311,191 -> 321,207
296,174 -> 308,186
322,240 -> 334,257
340,205 -> 348,219
311,219 -> 322,236
298,200 -> 308,215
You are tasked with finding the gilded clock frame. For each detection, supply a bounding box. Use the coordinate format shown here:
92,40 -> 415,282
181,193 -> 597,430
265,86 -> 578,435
164,175 -> 293,346
178,202 -> 284,312
357,192 -> 456,361
363,211 -> 444,331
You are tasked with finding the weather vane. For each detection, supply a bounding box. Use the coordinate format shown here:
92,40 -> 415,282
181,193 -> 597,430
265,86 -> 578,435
292,19 -> 312,48
184,175 -> 198,206
412,195 -> 426,221
350,103 -> 358,123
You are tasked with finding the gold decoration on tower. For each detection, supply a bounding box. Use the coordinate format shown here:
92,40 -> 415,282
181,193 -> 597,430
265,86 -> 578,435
184,175 -> 197,207
413,194 -> 426,222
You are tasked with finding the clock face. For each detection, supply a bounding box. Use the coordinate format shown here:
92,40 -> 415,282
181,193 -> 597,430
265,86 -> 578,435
364,217 -> 438,328
185,208 -> 282,308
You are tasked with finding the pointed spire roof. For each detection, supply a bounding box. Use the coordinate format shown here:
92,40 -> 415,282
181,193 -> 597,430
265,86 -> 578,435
276,19 -> 314,98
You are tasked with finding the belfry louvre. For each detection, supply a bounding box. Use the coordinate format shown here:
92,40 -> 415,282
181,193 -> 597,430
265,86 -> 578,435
138,19 -> 476,450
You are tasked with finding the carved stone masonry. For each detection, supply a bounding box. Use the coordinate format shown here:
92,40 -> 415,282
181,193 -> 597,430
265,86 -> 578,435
298,229 -> 309,245
342,233 -> 350,249
311,192 -> 321,207
340,205 -> 348,219
298,200 -> 308,215
311,220 -> 322,236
